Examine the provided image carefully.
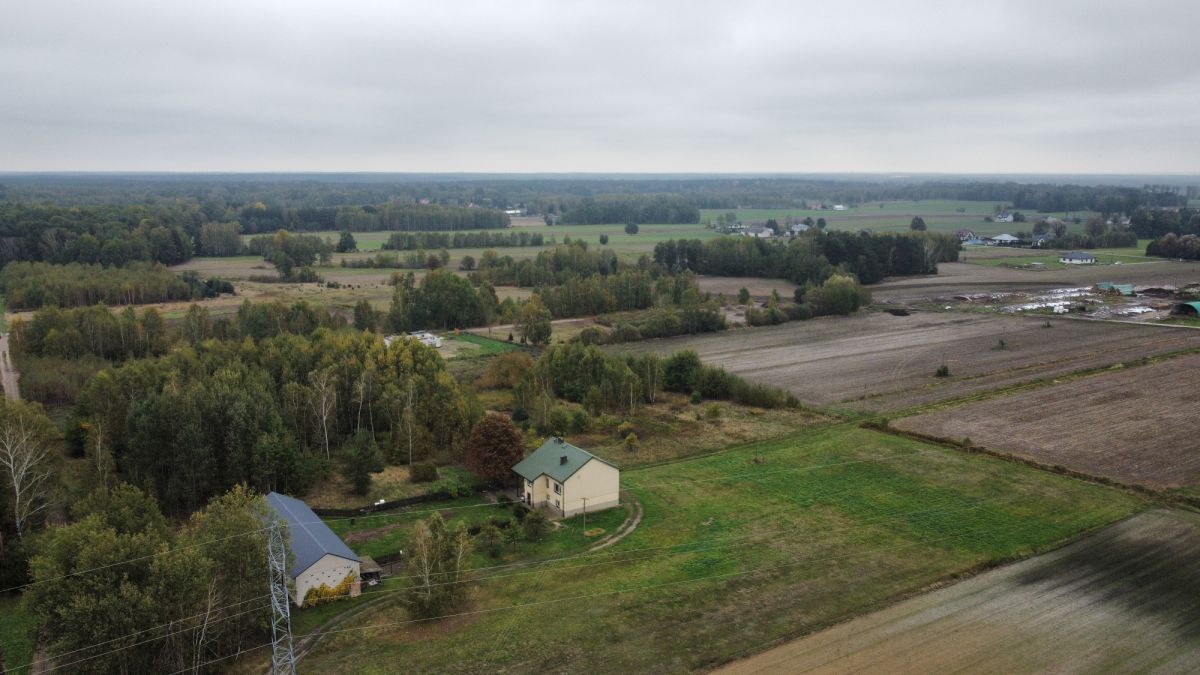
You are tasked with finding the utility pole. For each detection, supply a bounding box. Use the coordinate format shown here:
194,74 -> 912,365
267,520 -> 296,675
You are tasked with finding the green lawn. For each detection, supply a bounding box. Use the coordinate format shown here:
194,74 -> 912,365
302,424 -> 1141,673
0,594 -> 36,675
448,333 -> 519,359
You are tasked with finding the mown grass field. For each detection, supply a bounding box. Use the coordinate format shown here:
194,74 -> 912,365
300,425 -> 1141,673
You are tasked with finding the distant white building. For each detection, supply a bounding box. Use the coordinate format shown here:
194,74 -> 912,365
383,332 -> 443,348
832,204 -> 848,211
987,234 -> 1021,246
1060,251 -> 1096,264
790,222 -> 810,235
743,225 -> 774,239
995,213 -> 1014,223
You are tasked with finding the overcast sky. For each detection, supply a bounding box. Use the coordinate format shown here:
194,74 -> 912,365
1,0 -> 1197,173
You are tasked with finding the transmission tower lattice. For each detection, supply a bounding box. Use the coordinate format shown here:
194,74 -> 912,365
268,520 -> 297,675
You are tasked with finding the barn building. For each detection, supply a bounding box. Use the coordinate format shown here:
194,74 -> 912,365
266,492 -> 361,606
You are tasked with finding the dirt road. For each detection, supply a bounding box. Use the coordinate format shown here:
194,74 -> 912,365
0,332 -> 19,400
715,510 -> 1200,674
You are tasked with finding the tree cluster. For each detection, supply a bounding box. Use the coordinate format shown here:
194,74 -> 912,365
653,231 -> 959,286
27,484 -> 272,674
381,230 -> 545,251
0,262 -> 221,310
1146,233 -> 1200,260
71,328 -> 477,516
559,195 -> 699,225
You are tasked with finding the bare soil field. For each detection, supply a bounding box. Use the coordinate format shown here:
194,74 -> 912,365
696,275 -> 800,300
614,312 -> 1200,413
717,509 -> 1200,675
894,352 -> 1200,490
871,260 -> 1200,303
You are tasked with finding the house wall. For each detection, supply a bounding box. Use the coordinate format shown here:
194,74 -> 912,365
562,460 -> 620,518
293,554 -> 361,606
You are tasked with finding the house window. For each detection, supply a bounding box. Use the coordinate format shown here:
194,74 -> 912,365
545,477 -> 549,488
555,499 -> 560,508
554,482 -> 561,495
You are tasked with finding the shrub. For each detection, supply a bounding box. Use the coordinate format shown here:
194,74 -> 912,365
623,432 -> 639,453
409,462 -> 439,483
523,510 -> 548,540
466,413 -> 525,484
510,406 -> 529,423
737,287 -> 751,304
705,403 -> 721,419
577,326 -> 607,345
663,350 -> 702,392
475,522 -> 504,558
512,503 -> 531,522
689,390 -> 702,404
302,572 -> 357,608
478,352 -> 534,389
935,364 -> 950,378
783,303 -> 814,321
616,420 -> 635,438
570,409 -> 590,432
609,323 -> 642,343
599,234 -> 609,245
546,406 -> 572,435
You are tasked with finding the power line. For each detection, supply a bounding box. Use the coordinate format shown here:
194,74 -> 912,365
35,602 -> 272,674
21,592 -> 271,669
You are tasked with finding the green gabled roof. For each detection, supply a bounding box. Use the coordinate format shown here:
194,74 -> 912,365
512,437 -> 616,483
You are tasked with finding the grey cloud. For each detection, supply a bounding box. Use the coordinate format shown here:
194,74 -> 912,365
0,0 -> 1197,172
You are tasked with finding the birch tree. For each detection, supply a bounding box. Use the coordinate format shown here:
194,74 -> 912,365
308,367 -> 338,459
0,399 -> 57,539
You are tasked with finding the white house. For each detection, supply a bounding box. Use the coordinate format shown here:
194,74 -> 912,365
832,204 -> 848,211
743,225 -> 773,239
790,222 -> 810,235
1060,251 -> 1096,264
266,492 -> 361,607
995,213 -> 1015,223
987,234 -> 1021,246
514,438 -> 619,518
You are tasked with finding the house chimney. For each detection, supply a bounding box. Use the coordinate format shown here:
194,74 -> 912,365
560,455 -> 568,465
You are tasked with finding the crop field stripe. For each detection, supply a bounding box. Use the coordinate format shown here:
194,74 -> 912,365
715,511 -> 1195,667
680,510 -> 1160,670
882,343 -> 1200,420
291,510 -> 1127,648
840,321 -> 1200,405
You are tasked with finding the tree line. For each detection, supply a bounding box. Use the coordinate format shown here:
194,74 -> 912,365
653,231 -> 959,286
0,262 -> 232,310
559,195 -> 699,224
507,343 -> 797,432
381,230 -> 545,250
1146,233 -> 1200,260
0,202 -> 196,267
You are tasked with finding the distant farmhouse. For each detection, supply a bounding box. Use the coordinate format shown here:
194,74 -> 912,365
995,212 -> 1015,223
954,229 -> 977,242
266,492 -> 361,607
1060,251 -> 1096,265
790,222 -> 810,235
832,204 -> 848,211
743,225 -> 774,239
987,234 -> 1021,246
514,438 -> 619,518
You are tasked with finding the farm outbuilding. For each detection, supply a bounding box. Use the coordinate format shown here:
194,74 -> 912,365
266,492 -> 361,606
514,437 -> 620,518
1170,301 -> 1200,316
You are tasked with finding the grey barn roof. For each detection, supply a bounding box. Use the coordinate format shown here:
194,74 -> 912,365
266,492 -> 359,577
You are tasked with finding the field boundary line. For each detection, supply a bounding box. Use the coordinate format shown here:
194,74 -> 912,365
708,507 -> 1161,672
859,422 -> 1200,512
879,344 -> 1200,420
